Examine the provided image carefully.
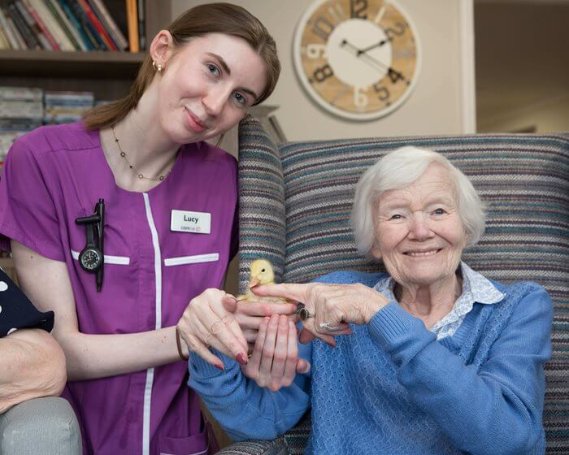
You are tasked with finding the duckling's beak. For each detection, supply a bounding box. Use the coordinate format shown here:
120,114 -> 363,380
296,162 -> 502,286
249,278 -> 260,288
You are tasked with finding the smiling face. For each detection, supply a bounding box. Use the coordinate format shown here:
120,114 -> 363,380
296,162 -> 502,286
371,163 -> 467,289
152,32 -> 268,144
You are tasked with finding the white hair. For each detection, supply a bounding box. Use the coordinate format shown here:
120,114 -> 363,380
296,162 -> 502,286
351,146 -> 486,257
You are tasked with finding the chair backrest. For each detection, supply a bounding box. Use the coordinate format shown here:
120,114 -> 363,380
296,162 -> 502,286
237,115 -> 569,453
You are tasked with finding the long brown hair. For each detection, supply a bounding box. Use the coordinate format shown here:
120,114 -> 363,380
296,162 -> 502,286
83,3 -> 280,130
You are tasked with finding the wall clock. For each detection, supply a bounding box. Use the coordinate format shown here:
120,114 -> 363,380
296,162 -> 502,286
293,0 -> 421,121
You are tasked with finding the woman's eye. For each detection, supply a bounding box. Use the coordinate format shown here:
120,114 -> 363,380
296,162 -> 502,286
233,92 -> 247,106
389,214 -> 403,220
207,64 -> 220,76
433,208 -> 446,215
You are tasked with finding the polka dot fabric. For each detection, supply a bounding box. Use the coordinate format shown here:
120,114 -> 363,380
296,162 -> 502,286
0,268 -> 54,337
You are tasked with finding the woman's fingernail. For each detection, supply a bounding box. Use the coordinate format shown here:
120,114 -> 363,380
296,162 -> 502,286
236,353 -> 248,365
215,363 -> 225,371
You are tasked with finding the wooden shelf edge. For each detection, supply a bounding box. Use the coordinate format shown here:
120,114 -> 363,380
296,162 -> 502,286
0,50 -> 145,79
0,49 -> 144,63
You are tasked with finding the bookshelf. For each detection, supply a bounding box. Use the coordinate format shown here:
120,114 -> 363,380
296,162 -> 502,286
0,1 -> 172,101
0,1 -> 173,276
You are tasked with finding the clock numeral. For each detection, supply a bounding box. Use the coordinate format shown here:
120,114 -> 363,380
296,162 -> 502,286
350,0 -> 368,19
305,44 -> 327,59
373,83 -> 390,101
312,64 -> 334,83
387,68 -> 405,84
312,16 -> 335,42
354,87 -> 369,108
385,22 -> 408,40
328,3 -> 346,23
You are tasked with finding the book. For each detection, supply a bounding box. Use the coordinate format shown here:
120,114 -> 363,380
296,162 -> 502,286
43,90 -> 94,124
27,0 -> 74,51
125,0 -> 138,53
51,0 -> 91,51
14,0 -> 54,50
0,27 -> 9,49
77,0 -> 117,50
89,0 -> 128,51
21,0 -> 61,50
57,0 -> 101,50
136,0 -> 144,50
0,6 -> 22,49
44,0 -> 84,51
5,1 -> 41,50
0,86 -> 43,101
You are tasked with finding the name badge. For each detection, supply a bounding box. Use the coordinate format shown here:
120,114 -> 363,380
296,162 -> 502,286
170,210 -> 211,234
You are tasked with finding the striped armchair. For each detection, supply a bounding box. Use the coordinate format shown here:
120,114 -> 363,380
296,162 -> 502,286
217,116 -> 569,454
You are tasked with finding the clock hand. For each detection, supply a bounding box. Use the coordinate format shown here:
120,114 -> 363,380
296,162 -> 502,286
340,39 -> 408,84
357,38 -> 391,56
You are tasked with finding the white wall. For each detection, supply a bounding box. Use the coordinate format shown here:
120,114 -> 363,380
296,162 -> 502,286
171,0 -> 475,141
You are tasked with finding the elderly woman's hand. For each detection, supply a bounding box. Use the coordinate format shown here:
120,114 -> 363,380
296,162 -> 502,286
253,282 -> 389,344
242,314 -> 310,391
176,289 -> 249,370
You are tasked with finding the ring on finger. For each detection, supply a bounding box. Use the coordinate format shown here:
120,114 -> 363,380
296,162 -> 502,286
319,321 -> 342,331
297,307 -> 314,321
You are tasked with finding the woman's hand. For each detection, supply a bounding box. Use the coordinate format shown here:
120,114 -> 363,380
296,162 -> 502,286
242,314 -> 310,391
177,289 -> 249,370
253,282 -> 389,344
231,298 -> 298,345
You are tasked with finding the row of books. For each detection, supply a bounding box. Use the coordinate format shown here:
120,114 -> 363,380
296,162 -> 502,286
0,86 -> 95,165
0,0 -> 145,52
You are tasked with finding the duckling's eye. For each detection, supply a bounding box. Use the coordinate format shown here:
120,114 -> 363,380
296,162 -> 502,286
261,268 -> 266,273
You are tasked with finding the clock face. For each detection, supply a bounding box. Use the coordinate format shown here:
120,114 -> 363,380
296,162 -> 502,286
79,247 -> 103,272
293,0 -> 421,121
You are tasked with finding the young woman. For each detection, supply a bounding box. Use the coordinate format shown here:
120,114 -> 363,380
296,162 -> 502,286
0,4 -> 295,454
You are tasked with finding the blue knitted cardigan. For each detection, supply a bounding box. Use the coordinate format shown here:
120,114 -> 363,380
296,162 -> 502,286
189,271 -> 552,455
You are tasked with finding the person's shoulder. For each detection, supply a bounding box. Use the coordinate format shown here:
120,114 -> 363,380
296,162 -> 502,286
14,121 -> 97,155
491,279 -> 552,319
493,279 -> 549,299
313,270 -> 385,287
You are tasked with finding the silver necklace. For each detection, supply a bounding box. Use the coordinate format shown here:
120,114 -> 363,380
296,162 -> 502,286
111,125 -> 170,182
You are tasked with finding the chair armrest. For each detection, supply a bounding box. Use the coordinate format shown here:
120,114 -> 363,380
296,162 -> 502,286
216,437 -> 288,455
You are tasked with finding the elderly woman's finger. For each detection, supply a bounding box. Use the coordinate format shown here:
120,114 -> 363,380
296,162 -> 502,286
253,283 -> 313,302
258,315 -> 278,380
244,317 -> 269,380
268,316 -> 291,387
282,319 -> 299,384
236,300 -> 298,317
299,323 -> 336,347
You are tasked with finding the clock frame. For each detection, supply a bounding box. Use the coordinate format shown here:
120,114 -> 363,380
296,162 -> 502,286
293,0 -> 421,121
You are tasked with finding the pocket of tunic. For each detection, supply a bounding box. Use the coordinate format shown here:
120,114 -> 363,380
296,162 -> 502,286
158,430 -> 209,455
164,253 -> 219,267
70,250 -> 130,265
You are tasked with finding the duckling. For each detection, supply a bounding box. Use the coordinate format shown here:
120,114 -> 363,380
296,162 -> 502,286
237,259 -> 276,301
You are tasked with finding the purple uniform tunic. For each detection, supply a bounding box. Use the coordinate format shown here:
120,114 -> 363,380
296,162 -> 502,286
0,122 -> 238,454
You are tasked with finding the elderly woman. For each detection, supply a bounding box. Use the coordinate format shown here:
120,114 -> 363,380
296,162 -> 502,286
189,146 -> 552,454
